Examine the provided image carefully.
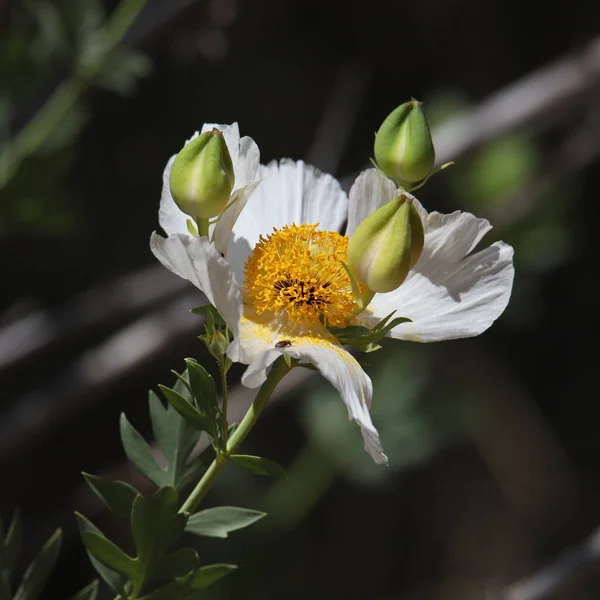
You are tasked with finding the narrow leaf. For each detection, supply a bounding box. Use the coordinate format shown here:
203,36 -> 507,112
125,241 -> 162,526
190,305 -> 226,327
186,506 -> 266,538
3,509 -> 22,577
75,513 -> 128,595
189,564 -> 237,590
69,580 -> 99,600
185,360 -> 219,423
228,455 -> 286,478
130,487 -> 186,579
82,473 -> 138,519
178,445 -> 215,491
81,533 -> 138,582
159,386 -> 215,436
149,387 -> 201,490
13,529 -> 62,600
120,413 -> 168,486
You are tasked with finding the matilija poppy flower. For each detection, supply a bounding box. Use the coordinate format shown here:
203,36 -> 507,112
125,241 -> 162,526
151,128 -> 514,465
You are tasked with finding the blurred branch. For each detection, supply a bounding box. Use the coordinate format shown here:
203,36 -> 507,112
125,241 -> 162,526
0,0 -> 150,187
488,107 -> 600,230
0,290 -> 202,459
504,526 -> 600,600
433,36 -> 600,164
0,265 -> 190,378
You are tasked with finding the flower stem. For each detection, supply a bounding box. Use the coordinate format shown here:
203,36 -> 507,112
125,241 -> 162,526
219,359 -> 229,444
196,217 -> 210,238
179,357 -> 291,514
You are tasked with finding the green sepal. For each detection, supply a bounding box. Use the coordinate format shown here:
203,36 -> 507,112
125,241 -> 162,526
185,506 -> 266,538
75,513 -> 128,596
68,580 -> 99,600
186,219 -> 199,236
82,473 -> 139,519
330,311 -> 411,353
12,529 -> 62,600
120,413 -> 168,487
228,455 -> 286,478
159,385 -> 216,438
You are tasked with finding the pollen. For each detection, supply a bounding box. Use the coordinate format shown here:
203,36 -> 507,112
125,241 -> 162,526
244,224 -> 356,327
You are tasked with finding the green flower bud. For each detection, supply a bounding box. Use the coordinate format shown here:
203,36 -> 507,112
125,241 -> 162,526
206,330 -> 228,361
347,193 -> 424,293
374,99 -> 435,184
169,128 -> 235,219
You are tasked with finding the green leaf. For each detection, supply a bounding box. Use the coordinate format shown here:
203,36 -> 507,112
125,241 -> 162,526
80,533 -> 137,582
149,388 -> 201,490
68,580 -> 99,600
3,509 -> 22,577
82,473 -> 138,519
228,455 -> 286,478
13,529 -> 62,600
190,305 -> 226,327
120,413 -> 168,487
186,506 -> 266,538
141,563 -> 237,599
189,564 -> 237,590
149,548 -> 199,582
159,386 -> 215,437
185,359 -> 219,426
178,445 -> 216,491
75,513 -> 128,595
130,487 -> 187,589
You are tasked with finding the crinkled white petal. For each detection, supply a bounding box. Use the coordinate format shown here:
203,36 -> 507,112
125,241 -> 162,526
347,168 -> 397,236
231,313 -> 387,464
362,236 -> 515,342
149,232 -> 243,335
158,123 -> 261,256
229,159 -> 349,277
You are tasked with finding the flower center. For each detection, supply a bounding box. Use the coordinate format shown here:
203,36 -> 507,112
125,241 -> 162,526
243,224 -> 355,327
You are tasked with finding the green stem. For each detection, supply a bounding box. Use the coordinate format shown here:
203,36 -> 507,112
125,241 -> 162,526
195,217 -> 210,238
180,357 -> 291,514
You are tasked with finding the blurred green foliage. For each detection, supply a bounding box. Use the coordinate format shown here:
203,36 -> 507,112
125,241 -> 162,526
0,0 -> 151,236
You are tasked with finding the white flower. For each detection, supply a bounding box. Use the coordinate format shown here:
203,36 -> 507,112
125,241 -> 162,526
151,159 -> 515,465
159,122 -> 261,256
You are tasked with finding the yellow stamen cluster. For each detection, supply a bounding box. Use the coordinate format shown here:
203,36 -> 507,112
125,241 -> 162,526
244,224 -> 355,327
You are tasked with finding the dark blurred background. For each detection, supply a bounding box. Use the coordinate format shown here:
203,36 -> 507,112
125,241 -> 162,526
1,0 -> 600,598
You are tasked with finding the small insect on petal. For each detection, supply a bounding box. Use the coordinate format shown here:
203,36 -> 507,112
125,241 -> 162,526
275,340 -> 292,349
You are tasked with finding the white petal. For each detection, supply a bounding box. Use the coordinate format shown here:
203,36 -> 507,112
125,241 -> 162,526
233,313 -> 387,464
232,159 -> 349,262
347,168 -> 396,236
214,181 -> 260,262
149,232 -> 242,333
364,239 -> 515,342
158,155 -> 190,236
